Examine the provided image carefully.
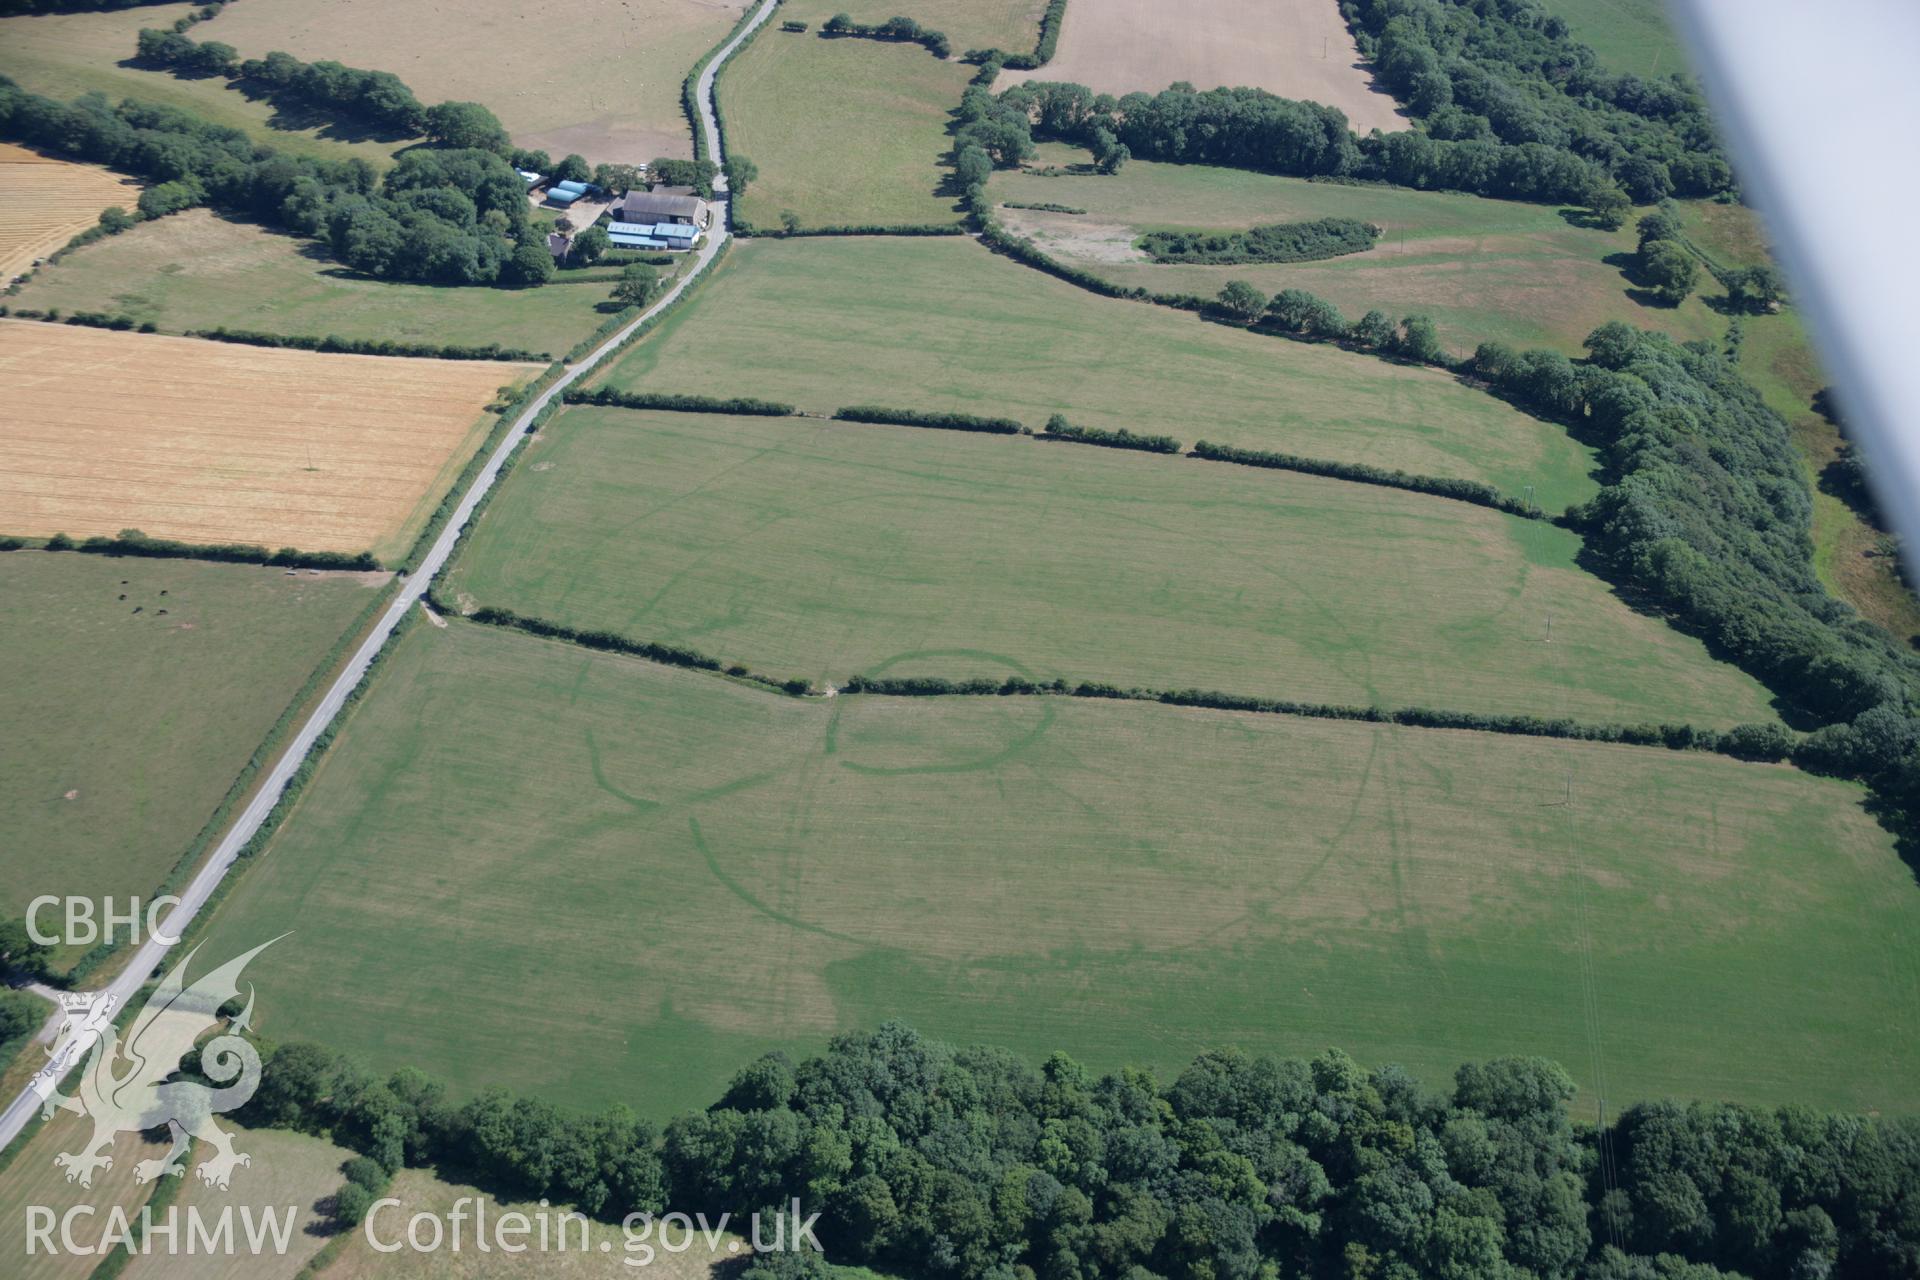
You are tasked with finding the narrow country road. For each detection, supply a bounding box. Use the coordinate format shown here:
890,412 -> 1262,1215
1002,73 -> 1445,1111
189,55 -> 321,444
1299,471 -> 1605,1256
0,0 -> 782,1151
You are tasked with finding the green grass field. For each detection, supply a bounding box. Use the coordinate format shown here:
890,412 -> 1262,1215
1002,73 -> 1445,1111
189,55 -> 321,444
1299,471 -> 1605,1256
1537,0 -> 1688,77
446,407 -> 1769,727
203,621 -> 1915,1118
0,553 -> 383,969
8,210 -> 622,357
0,3 -> 405,168
591,236 -> 1601,505
989,144 -> 1729,356
721,22 -> 971,229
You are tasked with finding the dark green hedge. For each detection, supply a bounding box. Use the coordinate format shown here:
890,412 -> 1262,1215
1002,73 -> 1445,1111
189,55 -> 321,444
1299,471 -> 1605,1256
1041,414 -> 1180,453
564,387 -> 795,416
61,529 -> 378,571
1140,216 -> 1379,265
833,405 -> 1025,434
1191,440 -> 1540,518
187,326 -> 547,362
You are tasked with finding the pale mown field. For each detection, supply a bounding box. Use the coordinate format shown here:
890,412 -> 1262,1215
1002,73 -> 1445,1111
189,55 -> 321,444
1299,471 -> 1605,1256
0,1112 -> 167,1280
989,142 -> 1731,356
0,322 -> 534,561
200,0 -> 747,164
1001,0 -> 1408,133
202,621 -> 1916,1118
0,143 -> 141,283
120,1128 -> 350,1280
447,407 -> 1771,728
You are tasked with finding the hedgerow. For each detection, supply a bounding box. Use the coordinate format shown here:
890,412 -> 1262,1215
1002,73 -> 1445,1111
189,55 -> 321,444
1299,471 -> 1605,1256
60,529 -> 378,571
186,326 -> 547,362
1040,413 -> 1180,454
1191,440 -> 1540,517
833,405 -> 1025,434
820,13 -> 951,60
563,387 -> 795,416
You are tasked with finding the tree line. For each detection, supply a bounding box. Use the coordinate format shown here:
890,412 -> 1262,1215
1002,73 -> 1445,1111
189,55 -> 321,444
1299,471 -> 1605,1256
1140,216 -> 1379,266
822,13 -> 953,61
227,1021 -> 1919,1278
833,405 -> 1026,435
563,387 -> 797,416
0,77 -> 559,287
133,29 -> 507,148
0,0 -> 184,13
1465,321 -> 1920,834
1190,439 -> 1538,517
1349,0 -> 1735,205
187,326 -> 548,361
841,673 -> 1787,761
18,528 -> 378,570
1041,413 -> 1182,454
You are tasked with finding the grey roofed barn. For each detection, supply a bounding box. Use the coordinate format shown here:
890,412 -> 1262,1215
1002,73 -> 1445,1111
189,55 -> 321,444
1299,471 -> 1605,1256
618,191 -> 703,224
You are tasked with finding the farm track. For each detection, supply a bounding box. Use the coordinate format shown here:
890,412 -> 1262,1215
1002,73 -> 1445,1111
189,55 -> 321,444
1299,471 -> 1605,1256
0,0 -> 784,1152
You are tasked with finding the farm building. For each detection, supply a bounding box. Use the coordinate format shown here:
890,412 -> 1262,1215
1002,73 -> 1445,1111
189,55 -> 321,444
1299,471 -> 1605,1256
617,191 -> 704,225
546,230 -> 573,261
544,187 -> 583,208
607,220 -> 699,251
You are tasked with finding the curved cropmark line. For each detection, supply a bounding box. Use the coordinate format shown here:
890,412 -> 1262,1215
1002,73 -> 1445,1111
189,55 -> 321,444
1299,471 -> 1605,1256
689,816 -> 871,947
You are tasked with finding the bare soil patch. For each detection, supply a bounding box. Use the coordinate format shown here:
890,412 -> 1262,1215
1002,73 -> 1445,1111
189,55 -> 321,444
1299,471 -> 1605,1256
1002,0 -> 1408,134
0,142 -> 140,282
0,321 -> 534,558
1001,207 -> 1147,261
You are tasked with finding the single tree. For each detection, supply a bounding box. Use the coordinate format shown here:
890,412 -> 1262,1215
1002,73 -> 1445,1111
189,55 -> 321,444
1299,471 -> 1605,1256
724,154 -> 758,195
1352,309 -> 1396,349
1587,184 -> 1632,231
424,101 -> 509,152
506,236 -> 555,287
1217,280 -> 1267,323
572,225 -> 610,265
553,153 -> 592,183
1638,238 -> 1699,304
1396,314 -> 1445,364
613,262 -> 659,307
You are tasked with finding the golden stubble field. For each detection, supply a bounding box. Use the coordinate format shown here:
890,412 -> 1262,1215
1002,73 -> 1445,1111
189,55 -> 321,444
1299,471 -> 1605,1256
1003,0 -> 1409,133
0,142 -> 141,283
0,322 -> 535,560
198,0 -> 746,163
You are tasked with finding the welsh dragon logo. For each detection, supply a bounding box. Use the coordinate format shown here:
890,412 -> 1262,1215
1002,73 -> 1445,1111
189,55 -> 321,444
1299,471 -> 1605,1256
41,939 -> 280,1190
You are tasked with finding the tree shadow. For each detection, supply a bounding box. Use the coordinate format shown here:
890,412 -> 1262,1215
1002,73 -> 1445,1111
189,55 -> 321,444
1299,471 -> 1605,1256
217,80 -> 417,145
1556,206 -> 1614,231
1569,540 -> 1810,730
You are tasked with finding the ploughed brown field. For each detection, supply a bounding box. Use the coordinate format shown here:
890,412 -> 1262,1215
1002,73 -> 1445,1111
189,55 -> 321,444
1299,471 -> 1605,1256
0,141 -> 140,282
1002,0 -> 1408,134
0,321 -> 535,559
